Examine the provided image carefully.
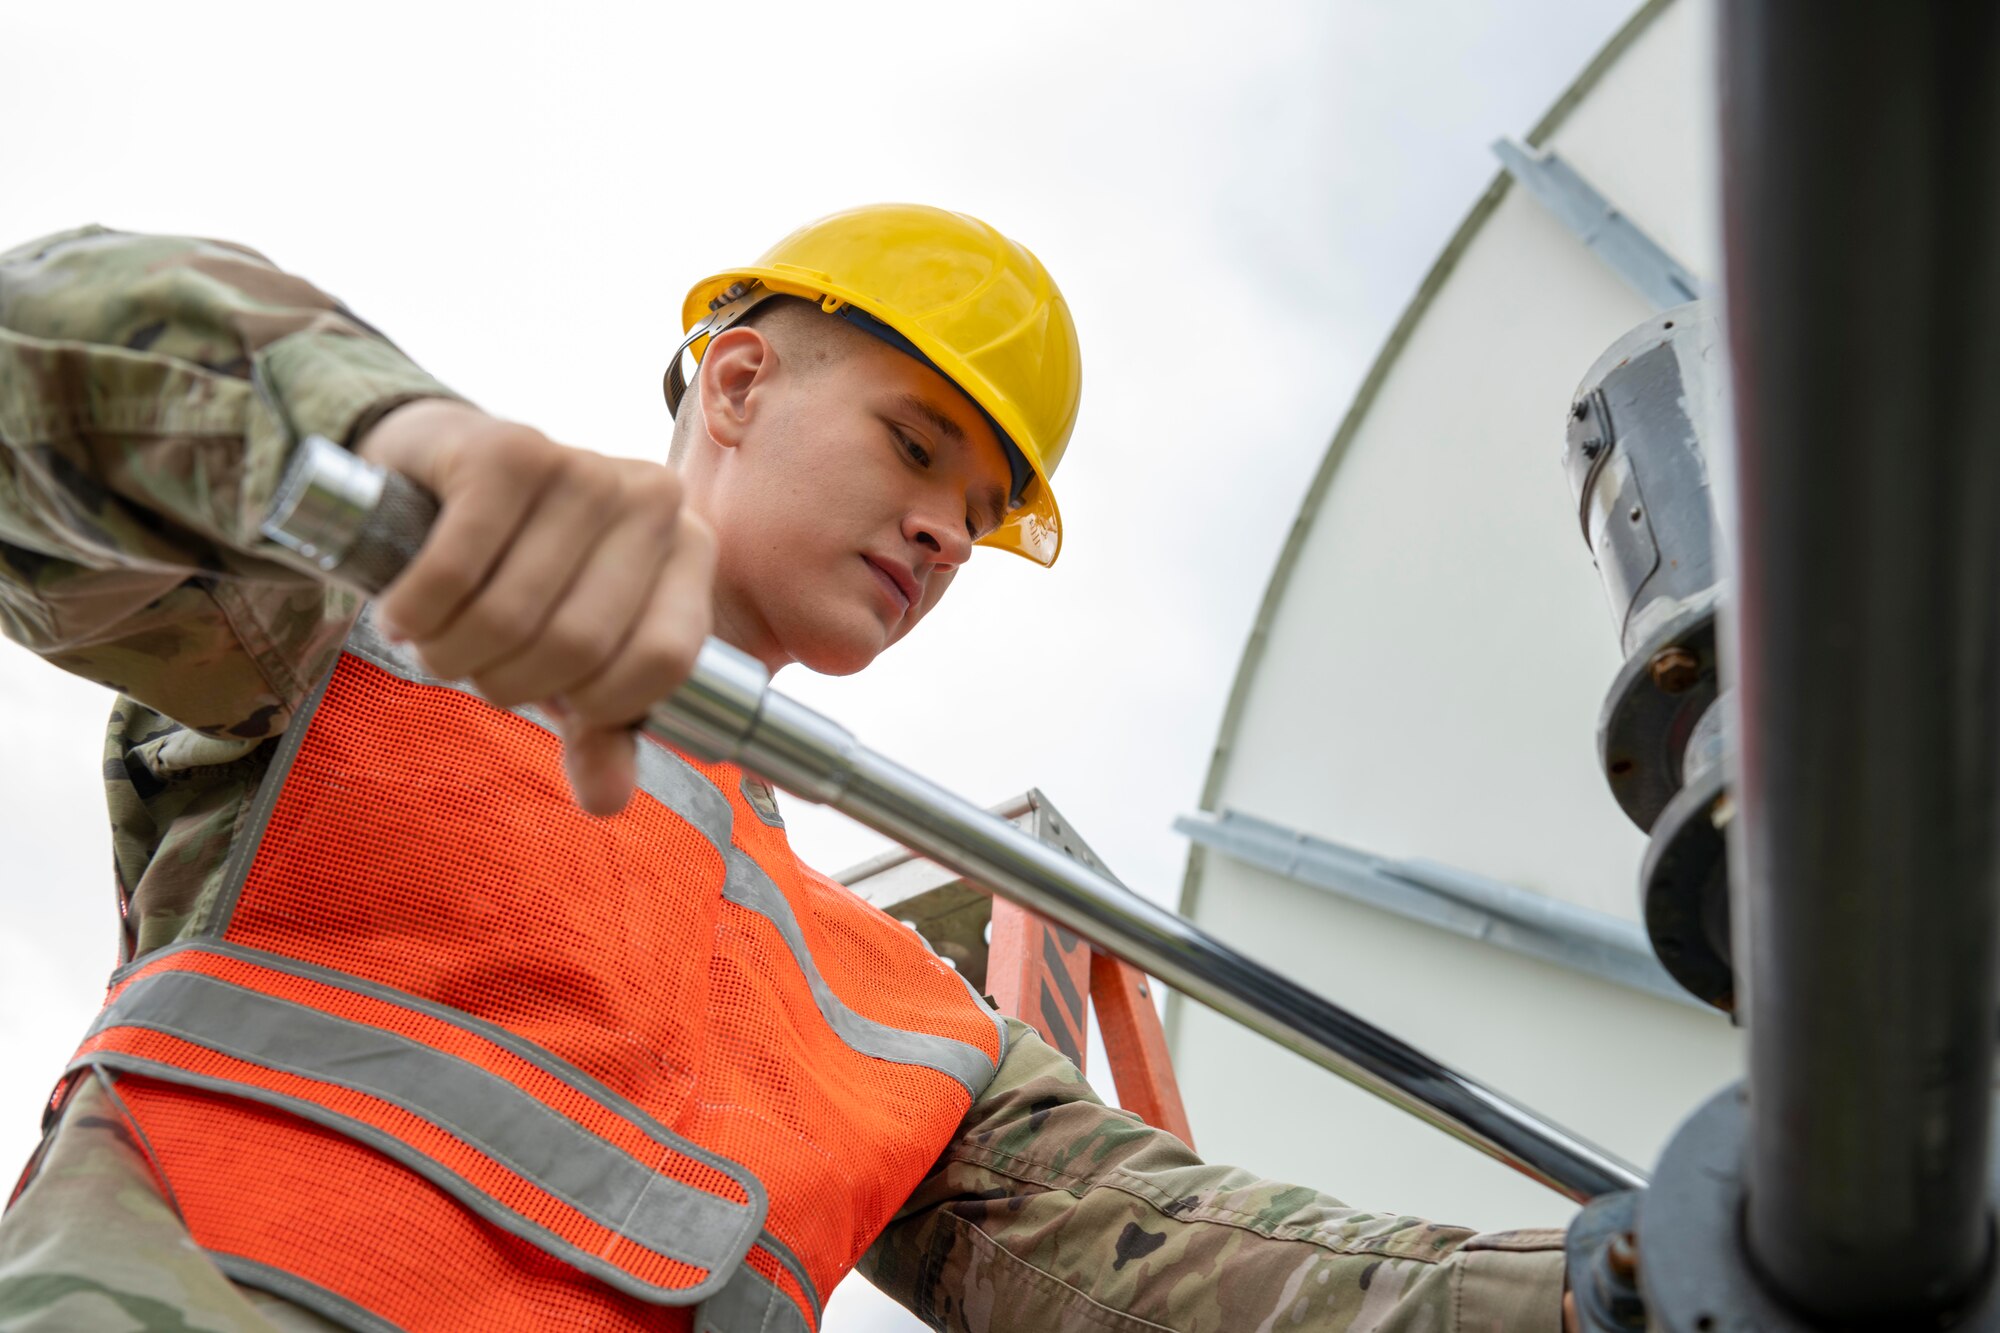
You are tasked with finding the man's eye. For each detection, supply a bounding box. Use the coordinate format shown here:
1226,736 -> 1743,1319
895,429 -> 931,468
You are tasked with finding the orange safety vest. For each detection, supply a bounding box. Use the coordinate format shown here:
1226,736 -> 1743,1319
63,620 -> 1007,1333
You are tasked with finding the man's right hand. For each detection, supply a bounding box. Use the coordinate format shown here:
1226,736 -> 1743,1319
354,399 -> 715,817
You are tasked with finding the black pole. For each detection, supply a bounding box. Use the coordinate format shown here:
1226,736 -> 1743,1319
1721,2 -> 2000,1322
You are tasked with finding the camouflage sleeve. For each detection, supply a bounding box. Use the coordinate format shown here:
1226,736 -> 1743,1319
0,225 -> 462,739
859,1018 -> 1567,1332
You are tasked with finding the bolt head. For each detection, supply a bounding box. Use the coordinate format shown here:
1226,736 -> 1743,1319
1608,1232 -> 1640,1281
1649,646 -> 1701,695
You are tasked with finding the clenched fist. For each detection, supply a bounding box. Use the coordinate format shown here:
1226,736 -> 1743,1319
355,399 -> 715,817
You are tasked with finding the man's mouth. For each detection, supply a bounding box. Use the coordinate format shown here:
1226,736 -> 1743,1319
862,555 -> 917,615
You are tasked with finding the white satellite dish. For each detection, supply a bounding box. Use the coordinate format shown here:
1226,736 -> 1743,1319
1169,0 -> 1742,1231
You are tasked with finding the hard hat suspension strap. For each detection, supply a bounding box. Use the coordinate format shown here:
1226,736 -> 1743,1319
664,282 -> 782,418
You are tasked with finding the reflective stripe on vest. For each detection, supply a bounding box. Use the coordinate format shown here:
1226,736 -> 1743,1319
719,849 -> 998,1094
72,616 -> 1004,1332
77,944 -> 765,1292
208,1245 -> 815,1333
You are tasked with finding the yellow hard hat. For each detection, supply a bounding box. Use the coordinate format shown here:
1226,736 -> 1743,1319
664,204 -> 1081,566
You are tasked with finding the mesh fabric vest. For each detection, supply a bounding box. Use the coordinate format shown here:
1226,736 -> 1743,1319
65,622 -> 1006,1333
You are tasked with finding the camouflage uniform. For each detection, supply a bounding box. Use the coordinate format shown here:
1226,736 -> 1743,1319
0,227 -> 1567,1331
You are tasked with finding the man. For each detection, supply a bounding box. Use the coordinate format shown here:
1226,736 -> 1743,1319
0,210 -> 1570,1331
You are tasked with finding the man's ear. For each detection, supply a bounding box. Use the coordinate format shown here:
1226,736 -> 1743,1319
697,326 -> 774,450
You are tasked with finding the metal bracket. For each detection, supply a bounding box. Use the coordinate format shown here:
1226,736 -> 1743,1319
1176,808 -> 1708,1010
1494,137 -> 1702,310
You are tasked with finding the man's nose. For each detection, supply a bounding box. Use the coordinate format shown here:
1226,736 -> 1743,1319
905,507 -> 973,568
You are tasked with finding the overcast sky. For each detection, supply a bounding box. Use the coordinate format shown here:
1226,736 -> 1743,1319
2,2 -> 1636,1326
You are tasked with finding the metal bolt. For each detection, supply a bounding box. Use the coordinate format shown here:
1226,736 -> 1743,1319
1650,647 -> 1701,694
1599,1232 -> 1651,1326
1709,791 -> 1737,832
1608,1232 -> 1640,1282
1580,437 -> 1605,460
1572,399 -> 1589,420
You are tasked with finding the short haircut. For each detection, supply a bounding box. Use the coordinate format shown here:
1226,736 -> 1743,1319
667,296 -> 865,464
